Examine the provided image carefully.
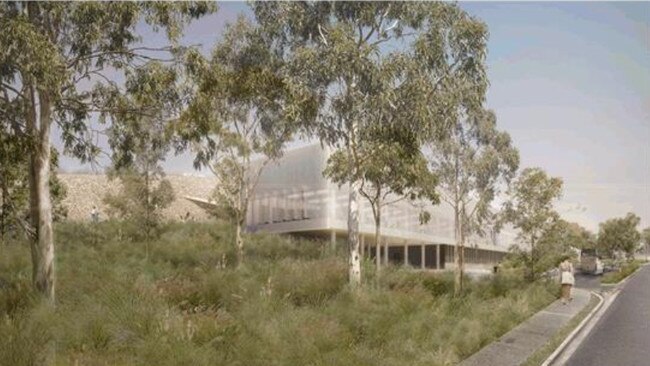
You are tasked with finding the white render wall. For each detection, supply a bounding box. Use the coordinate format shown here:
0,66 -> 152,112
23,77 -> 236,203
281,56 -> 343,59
247,144 -> 516,253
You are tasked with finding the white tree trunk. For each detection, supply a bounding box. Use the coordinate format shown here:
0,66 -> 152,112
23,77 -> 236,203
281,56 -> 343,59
348,179 -> 361,287
235,221 -> 243,267
374,207 -> 381,269
454,206 -> 463,296
28,91 -> 55,304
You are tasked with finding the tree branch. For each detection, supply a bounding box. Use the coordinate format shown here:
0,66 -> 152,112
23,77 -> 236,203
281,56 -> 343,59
1,82 -> 26,100
317,24 -> 328,46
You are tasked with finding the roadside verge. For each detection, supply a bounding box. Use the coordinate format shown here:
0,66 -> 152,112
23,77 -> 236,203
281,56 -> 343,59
460,288 -> 591,366
535,292 -> 603,366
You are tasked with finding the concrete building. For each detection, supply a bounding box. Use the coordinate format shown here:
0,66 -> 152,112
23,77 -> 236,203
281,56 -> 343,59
188,144 -> 515,273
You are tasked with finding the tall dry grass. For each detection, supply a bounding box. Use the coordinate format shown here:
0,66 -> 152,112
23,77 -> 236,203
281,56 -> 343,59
0,221 -> 557,366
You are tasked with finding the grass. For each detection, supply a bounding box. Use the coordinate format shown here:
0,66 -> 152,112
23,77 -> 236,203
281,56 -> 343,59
0,221 -> 558,366
601,260 -> 642,284
522,294 -> 599,366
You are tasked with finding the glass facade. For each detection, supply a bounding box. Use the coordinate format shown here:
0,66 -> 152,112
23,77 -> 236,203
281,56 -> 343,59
247,144 -> 517,255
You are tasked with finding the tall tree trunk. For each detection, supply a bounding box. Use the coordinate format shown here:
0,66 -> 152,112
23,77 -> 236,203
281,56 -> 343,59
235,220 -> 243,268
235,171 -> 248,268
454,205 -> 463,296
27,90 -> 55,304
384,228 -> 389,266
528,235 -> 536,282
348,179 -> 361,287
1,177 -> 6,241
459,208 -> 466,292
374,202 -> 381,270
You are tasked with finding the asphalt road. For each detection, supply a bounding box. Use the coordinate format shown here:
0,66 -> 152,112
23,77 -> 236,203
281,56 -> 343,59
566,264 -> 650,366
574,272 -> 602,291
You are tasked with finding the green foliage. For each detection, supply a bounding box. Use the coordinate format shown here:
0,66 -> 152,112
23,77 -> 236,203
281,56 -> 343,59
0,1 -> 216,163
601,260 -> 641,284
0,222 -> 557,366
562,221 -> 596,250
177,17 -> 303,266
326,123 -> 439,222
254,2 -> 494,283
509,219 -> 584,277
429,109 -> 520,237
427,106 -> 519,294
504,167 -> 564,281
642,227 -> 650,246
102,61 -> 182,243
597,213 -> 642,259
0,142 -> 68,238
0,1 -> 214,301
103,170 -> 175,241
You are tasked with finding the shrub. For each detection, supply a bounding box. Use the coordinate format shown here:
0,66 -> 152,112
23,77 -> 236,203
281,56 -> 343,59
246,233 -> 326,262
273,257 -> 347,306
602,260 -> 641,284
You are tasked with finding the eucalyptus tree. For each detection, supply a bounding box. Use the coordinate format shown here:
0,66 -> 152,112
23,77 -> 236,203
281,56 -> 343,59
0,2 -> 213,303
504,167 -> 563,281
0,129 -> 68,240
521,219 -> 588,276
103,63 -> 180,248
563,221 -> 596,250
252,2 -> 490,286
597,213 -> 642,260
427,109 -> 519,294
642,227 -> 650,260
325,123 -> 438,270
176,18 -> 311,267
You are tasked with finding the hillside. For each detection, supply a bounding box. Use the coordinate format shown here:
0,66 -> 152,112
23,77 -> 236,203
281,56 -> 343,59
58,174 -> 215,221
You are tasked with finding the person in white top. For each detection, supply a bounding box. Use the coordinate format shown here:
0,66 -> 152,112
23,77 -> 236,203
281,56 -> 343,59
91,205 -> 99,223
559,256 -> 575,304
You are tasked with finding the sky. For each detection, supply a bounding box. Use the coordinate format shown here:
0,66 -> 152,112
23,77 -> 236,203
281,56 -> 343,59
55,2 -> 650,232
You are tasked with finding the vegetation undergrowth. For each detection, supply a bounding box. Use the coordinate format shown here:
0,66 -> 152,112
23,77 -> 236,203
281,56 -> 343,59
601,260 -> 642,284
1,221 -> 557,366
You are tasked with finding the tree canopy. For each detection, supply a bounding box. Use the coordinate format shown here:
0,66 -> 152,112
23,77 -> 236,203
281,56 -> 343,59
0,1 -> 214,302
252,1 -> 491,286
597,213 -> 642,259
174,17 -> 310,267
504,167 -> 563,280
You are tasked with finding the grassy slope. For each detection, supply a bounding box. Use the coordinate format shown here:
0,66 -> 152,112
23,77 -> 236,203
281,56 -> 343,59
601,260 -> 642,284
0,222 -> 557,366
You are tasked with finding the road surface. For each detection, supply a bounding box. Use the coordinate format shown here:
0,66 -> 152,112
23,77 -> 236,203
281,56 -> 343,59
566,264 -> 650,366
574,272 -> 602,291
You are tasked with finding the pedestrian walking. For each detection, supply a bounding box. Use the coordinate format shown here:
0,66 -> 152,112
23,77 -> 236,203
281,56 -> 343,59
91,205 -> 100,223
559,255 -> 574,304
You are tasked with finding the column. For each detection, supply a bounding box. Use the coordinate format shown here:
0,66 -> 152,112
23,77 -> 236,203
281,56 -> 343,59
436,244 -> 441,270
421,244 -> 425,270
404,242 -> 408,266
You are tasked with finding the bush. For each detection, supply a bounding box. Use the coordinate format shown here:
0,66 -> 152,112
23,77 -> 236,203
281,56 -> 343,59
602,260 -> 641,284
272,257 -> 347,306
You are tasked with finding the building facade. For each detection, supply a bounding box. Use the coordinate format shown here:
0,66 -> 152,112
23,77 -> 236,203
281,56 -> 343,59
234,144 -> 516,273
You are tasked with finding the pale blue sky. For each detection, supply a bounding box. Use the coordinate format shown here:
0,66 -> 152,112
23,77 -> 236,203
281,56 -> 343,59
56,2 -> 650,231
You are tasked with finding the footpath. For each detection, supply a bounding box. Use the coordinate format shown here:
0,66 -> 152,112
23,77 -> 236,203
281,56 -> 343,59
461,288 -> 591,366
